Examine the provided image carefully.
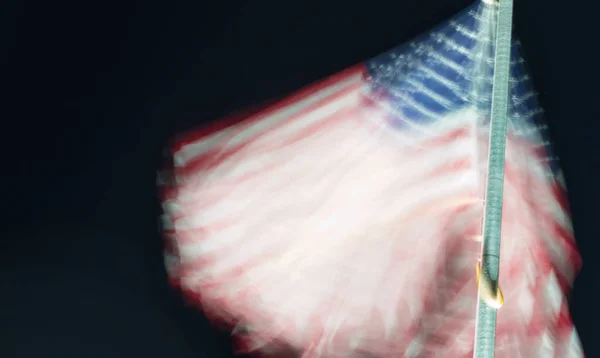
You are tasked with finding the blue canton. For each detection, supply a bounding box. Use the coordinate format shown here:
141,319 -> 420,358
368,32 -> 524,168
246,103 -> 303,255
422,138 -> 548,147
365,1 -> 557,174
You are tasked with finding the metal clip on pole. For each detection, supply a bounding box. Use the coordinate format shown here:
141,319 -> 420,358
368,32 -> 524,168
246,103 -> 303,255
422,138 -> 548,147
476,260 -> 504,309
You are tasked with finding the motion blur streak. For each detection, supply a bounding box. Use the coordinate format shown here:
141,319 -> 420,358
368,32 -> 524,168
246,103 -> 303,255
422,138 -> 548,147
159,1 -> 582,357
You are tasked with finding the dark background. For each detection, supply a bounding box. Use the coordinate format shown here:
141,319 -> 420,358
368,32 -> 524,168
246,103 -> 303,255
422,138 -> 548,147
2,0 -> 598,357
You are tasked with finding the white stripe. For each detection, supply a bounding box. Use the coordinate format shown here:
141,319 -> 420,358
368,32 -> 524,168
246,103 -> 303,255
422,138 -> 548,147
565,328 -> 584,357
403,77 -> 455,109
418,65 -> 469,100
174,90 -> 364,186
174,73 -> 363,166
449,20 -> 482,41
233,87 -> 362,153
174,132 -> 478,255
430,32 -> 474,59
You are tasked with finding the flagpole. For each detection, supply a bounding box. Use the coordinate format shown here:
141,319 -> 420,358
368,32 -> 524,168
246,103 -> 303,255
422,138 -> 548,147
473,0 -> 514,356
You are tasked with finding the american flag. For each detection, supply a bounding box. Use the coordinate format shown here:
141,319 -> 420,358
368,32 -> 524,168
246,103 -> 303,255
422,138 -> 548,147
159,1 -> 583,357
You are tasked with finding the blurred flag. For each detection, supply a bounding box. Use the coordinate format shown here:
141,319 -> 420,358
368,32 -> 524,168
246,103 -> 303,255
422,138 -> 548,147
159,1 -> 583,357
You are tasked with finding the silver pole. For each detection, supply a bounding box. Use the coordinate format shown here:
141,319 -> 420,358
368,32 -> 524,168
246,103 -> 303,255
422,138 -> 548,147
473,0 -> 514,357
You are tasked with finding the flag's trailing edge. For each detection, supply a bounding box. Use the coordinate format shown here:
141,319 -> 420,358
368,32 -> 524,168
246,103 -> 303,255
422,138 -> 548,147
159,1 -> 583,357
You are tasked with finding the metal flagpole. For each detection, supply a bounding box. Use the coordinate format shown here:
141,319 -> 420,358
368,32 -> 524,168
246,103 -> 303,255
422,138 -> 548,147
473,0 -> 514,356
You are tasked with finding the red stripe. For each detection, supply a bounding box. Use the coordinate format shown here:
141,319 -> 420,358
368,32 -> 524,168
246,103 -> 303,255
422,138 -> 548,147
175,107 -> 361,213
414,127 -> 472,152
160,93 -> 581,356
174,118 -> 476,213
173,65 -> 366,152
174,150 -> 477,275
177,82 -> 362,177
173,139 -> 572,286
